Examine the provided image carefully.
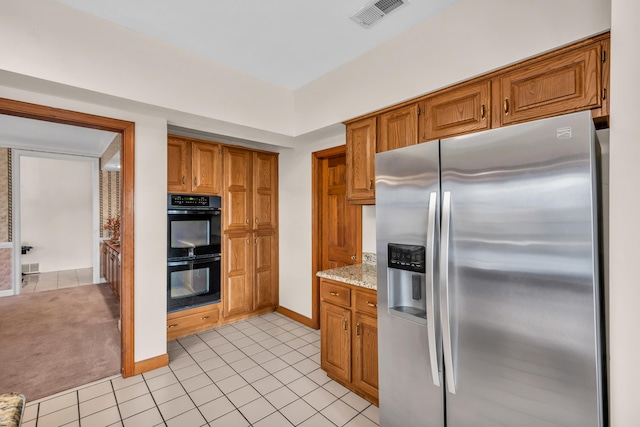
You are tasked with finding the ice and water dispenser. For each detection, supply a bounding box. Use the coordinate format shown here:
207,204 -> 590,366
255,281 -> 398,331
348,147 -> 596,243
387,243 -> 428,324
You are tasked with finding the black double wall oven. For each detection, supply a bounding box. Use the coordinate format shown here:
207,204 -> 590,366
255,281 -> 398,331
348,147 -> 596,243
167,194 -> 221,313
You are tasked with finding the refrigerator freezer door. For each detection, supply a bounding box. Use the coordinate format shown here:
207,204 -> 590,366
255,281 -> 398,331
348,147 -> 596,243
440,111 -> 603,427
376,141 -> 444,427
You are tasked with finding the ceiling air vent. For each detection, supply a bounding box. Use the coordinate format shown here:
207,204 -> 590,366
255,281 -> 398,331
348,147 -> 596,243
350,0 -> 409,28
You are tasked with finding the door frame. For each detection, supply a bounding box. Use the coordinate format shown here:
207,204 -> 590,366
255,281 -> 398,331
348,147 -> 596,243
311,145 -> 362,329
0,97 -> 136,377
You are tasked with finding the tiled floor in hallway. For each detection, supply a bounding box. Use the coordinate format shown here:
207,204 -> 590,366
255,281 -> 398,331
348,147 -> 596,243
22,312 -> 379,427
21,268 -> 94,293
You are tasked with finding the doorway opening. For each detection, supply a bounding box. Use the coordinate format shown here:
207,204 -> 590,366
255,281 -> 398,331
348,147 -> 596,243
0,97 -> 135,378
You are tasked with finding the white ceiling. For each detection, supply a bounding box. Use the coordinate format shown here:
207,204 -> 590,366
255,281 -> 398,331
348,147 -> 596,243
1,0 -> 459,159
53,0 -> 460,90
0,114 -> 119,160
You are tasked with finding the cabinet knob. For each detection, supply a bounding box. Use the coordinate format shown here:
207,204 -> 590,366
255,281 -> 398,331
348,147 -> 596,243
481,104 -> 486,120
255,218 -> 259,225
330,291 -> 339,296
351,255 -> 357,261
504,98 -> 510,115
200,316 -> 209,320
246,239 -> 250,245
246,217 -> 249,225
343,318 -> 348,331
194,176 -> 197,186
369,179 -> 374,190
181,176 -> 185,185
167,324 -> 178,329
366,301 -> 377,308
356,323 -> 361,337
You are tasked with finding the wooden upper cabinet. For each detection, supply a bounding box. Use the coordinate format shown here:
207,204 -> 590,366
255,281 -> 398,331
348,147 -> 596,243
167,137 -> 190,193
425,80 -> 491,140
192,142 -> 222,195
253,152 -> 278,231
377,103 -> 419,153
223,147 -> 253,232
168,136 -> 222,195
496,42 -> 602,127
346,117 -> 376,204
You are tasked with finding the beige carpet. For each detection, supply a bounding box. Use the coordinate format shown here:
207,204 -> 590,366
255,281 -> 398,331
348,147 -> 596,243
0,283 -> 120,401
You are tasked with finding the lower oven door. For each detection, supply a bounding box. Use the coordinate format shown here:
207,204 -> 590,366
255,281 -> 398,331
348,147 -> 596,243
167,256 -> 221,313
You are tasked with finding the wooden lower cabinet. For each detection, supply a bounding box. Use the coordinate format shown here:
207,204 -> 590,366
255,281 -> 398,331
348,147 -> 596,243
167,304 -> 220,341
223,231 -> 278,319
101,241 -> 121,299
320,278 -> 378,404
353,312 -> 378,399
321,301 -> 352,384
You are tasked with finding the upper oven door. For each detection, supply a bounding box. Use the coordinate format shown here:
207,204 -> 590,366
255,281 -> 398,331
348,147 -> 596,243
167,210 -> 221,259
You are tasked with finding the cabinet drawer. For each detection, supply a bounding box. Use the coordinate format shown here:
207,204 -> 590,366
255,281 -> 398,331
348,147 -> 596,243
355,289 -> 378,317
321,281 -> 351,308
167,306 -> 220,341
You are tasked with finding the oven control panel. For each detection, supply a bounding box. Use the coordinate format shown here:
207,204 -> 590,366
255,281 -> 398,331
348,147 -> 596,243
168,194 -> 221,209
388,243 -> 426,273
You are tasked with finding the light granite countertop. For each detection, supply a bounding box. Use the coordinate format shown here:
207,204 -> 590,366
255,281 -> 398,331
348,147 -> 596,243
316,252 -> 377,290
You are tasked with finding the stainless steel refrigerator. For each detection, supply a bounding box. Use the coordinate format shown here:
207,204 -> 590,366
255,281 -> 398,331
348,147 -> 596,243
375,111 -> 605,427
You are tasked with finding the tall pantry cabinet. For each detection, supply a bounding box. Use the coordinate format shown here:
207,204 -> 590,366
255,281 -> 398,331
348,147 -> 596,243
222,147 -> 279,319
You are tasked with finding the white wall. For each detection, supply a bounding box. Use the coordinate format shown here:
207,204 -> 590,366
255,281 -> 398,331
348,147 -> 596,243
20,156 -> 92,272
0,0 -> 294,138
277,136 -> 346,316
608,0 -> 640,424
294,0 -> 611,134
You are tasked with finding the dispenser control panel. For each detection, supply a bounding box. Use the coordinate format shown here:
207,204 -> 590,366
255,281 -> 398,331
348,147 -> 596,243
388,243 -> 426,273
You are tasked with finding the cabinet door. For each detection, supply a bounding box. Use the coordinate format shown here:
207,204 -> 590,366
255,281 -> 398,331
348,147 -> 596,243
253,152 -> 278,231
425,80 -> 491,140
253,231 -> 278,310
192,142 -> 222,195
353,312 -> 378,400
223,148 -> 253,232
167,137 -> 191,193
346,117 -> 376,204
321,303 -> 351,383
223,233 -> 253,317
100,244 -> 108,279
378,103 -> 419,153
497,42 -> 601,126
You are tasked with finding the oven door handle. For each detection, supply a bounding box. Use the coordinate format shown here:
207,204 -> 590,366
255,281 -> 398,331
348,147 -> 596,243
168,256 -> 220,267
167,209 -> 221,215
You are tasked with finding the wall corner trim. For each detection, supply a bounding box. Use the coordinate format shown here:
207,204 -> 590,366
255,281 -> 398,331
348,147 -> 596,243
277,306 -> 316,329
133,353 -> 169,376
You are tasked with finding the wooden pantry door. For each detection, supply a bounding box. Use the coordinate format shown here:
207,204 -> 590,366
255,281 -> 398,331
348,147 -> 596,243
312,146 -> 362,328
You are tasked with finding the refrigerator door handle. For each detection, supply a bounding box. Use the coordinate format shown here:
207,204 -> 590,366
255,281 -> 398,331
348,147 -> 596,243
440,191 -> 456,394
426,191 -> 441,387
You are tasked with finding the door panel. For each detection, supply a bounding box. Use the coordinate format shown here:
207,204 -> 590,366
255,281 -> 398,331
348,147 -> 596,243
167,137 -> 190,193
223,148 -> 252,232
192,142 -> 222,195
320,302 -> 351,383
223,233 -> 253,317
254,231 -> 277,310
253,152 -> 278,230
440,112 -> 602,427
321,155 -> 361,269
353,312 -> 378,399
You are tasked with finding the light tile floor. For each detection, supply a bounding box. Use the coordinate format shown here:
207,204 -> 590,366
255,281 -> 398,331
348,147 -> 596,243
21,268 -> 94,293
22,312 -> 380,427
